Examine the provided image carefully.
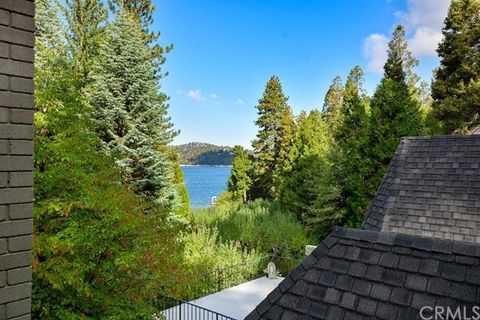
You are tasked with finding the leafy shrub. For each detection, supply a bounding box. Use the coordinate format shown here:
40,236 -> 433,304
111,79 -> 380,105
193,200 -> 314,258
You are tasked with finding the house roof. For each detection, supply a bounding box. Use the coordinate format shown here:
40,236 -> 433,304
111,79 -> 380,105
246,227 -> 480,320
247,134 -> 480,320
363,135 -> 480,243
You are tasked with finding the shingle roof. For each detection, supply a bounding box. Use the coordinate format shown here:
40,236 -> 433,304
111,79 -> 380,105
363,135 -> 480,243
246,227 -> 480,320
247,135 -> 480,320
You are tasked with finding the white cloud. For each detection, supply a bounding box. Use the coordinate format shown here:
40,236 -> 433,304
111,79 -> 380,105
363,0 -> 450,73
396,0 -> 450,57
187,89 -> 205,102
175,89 -> 183,95
210,93 -> 219,99
363,33 -> 389,73
236,99 -> 245,106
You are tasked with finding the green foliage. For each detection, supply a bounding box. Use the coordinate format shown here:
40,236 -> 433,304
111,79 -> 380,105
91,9 -> 179,210
366,25 -> 423,201
193,200 -> 313,258
251,76 -> 296,200
33,1 -> 186,318
432,0 -> 480,133
335,66 -> 371,227
278,110 -> 337,237
177,142 -> 234,165
171,226 -> 261,299
228,145 -> 254,202
322,75 -> 344,131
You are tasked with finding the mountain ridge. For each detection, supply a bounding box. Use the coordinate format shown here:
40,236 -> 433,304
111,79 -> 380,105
176,142 -> 234,165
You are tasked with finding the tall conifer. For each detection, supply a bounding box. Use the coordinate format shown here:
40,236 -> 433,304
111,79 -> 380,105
92,10 -> 178,210
251,76 -> 295,200
368,25 -> 423,197
432,0 -> 480,133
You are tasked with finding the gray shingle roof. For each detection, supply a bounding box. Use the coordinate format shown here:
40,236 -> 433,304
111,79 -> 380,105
363,135 -> 480,243
247,135 -> 480,320
246,227 -> 480,320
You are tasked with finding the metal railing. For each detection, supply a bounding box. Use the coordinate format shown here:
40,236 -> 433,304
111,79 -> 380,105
157,296 -> 236,320
181,255 -> 301,301
156,255 -> 302,320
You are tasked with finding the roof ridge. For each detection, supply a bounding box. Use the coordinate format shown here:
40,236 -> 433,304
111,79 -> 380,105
332,227 -> 480,257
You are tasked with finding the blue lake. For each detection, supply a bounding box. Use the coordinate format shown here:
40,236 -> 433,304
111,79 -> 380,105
181,165 -> 232,208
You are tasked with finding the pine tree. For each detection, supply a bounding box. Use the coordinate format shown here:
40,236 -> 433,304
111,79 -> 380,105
368,25 -> 423,197
279,110 -> 336,236
64,0 -> 107,88
108,0 -> 172,75
334,66 -> 371,226
92,10 -> 178,210
228,145 -> 254,203
431,0 -> 480,133
251,76 -> 295,200
322,76 -> 344,130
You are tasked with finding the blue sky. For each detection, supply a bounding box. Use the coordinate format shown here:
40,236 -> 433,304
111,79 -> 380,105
151,0 -> 450,148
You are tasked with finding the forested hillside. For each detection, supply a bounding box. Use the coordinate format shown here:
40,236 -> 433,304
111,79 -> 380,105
177,142 -> 234,165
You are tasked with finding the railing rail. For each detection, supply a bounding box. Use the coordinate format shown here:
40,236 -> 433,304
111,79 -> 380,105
157,296 -> 236,320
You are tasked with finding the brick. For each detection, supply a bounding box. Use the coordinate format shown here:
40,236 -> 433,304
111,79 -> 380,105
0,58 -> 33,78
0,188 -> 32,204
0,271 -> 5,287
0,172 -> 8,187
9,172 -> 33,187
0,91 -> 34,108
0,282 -> 31,304
6,298 -> 30,318
0,125 -> 33,139
0,205 -> 7,221
0,238 -> 6,254
11,13 -> 34,32
0,43 -> 8,58
0,107 -> 8,122
10,140 -> 33,155
9,203 -> 32,220
9,314 -> 31,320
0,1 -> 35,17
10,77 -> 33,94
0,156 -> 33,171
10,109 -> 33,124
0,251 -> 31,271
8,235 -> 31,253
0,141 -> 8,155
11,45 -> 34,63
0,25 -> 34,47
0,219 -> 32,237
7,266 -> 31,285
0,9 -> 9,26
0,75 -> 8,90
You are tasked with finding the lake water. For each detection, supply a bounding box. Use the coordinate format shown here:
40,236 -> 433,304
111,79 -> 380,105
181,165 -> 232,208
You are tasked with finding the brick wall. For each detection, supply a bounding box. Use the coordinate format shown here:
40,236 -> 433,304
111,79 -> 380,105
0,1 -> 35,319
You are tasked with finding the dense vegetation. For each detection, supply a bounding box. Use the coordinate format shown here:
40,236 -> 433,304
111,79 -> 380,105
226,1 -> 480,240
32,0 -> 479,318
177,142 -> 234,165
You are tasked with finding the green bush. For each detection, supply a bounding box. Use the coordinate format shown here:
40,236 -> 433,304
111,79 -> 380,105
193,200 -> 314,258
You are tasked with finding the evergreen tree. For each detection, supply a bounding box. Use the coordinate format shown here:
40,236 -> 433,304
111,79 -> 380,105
335,66 -> 370,226
92,10 -> 178,210
64,0 -> 107,88
251,76 -> 295,200
279,110 -> 336,237
228,145 -> 254,203
322,76 -> 344,130
108,0 -> 172,75
368,25 -> 423,198
432,0 -> 480,133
